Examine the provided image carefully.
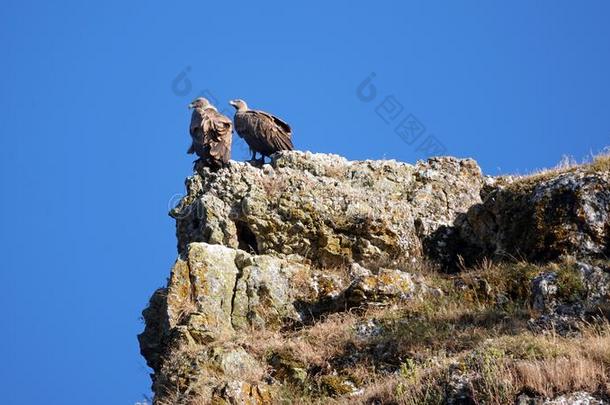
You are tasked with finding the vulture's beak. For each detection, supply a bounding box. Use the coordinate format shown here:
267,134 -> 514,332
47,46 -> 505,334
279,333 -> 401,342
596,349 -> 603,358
188,103 -> 195,109
229,100 -> 236,107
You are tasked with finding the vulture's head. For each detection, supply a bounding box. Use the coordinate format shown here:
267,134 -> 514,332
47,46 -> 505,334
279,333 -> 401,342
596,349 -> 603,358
229,99 -> 248,112
188,97 -> 211,110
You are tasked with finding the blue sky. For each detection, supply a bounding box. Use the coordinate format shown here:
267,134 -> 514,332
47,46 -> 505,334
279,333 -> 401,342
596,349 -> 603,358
1,1 -> 609,404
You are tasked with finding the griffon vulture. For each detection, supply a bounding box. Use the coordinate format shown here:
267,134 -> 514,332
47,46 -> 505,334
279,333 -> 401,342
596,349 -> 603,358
229,99 -> 293,163
188,97 -> 232,170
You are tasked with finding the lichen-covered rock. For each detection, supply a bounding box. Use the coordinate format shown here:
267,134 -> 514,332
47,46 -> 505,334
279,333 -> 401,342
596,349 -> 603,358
578,261 -> 610,302
345,268 -> 416,305
531,261 -> 610,315
446,364 -> 476,405
529,261 -> 610,336
149,342 -> 265,404
211,381 -> 272,405
542,392 -> 607,405
231,253 -> 311,330
532,272 -> 560,313
174,243 -> 240,339
139,288 -> 170,371
171,151 -> 483,268
141,151 -> 610,404
139,241 -> 430,403
451,170 -> 610,265
319,374 -> 361,397
516,391 -> 607,405
267,351 -> 309,387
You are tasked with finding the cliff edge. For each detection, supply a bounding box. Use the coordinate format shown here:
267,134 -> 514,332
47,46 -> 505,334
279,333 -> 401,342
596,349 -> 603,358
140,151 -> 610,404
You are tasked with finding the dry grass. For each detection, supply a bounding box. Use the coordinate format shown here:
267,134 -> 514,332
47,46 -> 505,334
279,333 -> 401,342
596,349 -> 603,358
513,356 -> 606,397
472,324 -> 610,402
234,311 -> 360,367
508,154 -> 580,186
345,324 -> 610,405
262,259 -> 609,403
508,148 -> 610,189
588,149 -> 610,172
173,297 -> 198,325
156,258 -> 610,404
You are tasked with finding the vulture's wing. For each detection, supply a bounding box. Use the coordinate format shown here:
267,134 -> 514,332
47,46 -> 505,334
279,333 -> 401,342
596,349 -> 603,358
248,110 -> 294,153
234,112 -> 267,154
208,110 -> 233,141
204,109 -> 233,164
267,113 -> 292,135
188,109 -> 205,154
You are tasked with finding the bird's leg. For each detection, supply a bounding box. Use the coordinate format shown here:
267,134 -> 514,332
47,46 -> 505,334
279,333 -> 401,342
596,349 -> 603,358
258,155 -> 266,165
250,149 -> 257,162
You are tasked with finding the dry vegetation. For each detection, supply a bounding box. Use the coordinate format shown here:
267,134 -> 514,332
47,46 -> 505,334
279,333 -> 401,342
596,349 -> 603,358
589,150 -> 610,172
159,256 -> 609,404
505,148 -> 610,189
194,258 -> 609,404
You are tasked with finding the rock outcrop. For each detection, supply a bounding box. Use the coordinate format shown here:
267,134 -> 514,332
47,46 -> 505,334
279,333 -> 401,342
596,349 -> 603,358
433,169 -> 610,267
139,242 -> 432,402
140,151 -> 610,404
170,152 -> 484,268
528,260 -> 610,336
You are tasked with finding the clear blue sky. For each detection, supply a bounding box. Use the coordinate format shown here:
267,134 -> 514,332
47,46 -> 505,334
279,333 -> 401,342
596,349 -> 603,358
1,1 -> 609,404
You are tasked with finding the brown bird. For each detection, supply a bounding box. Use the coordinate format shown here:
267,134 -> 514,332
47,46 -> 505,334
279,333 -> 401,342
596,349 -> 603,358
229,99 -> 293,163
188,97 -> 233,170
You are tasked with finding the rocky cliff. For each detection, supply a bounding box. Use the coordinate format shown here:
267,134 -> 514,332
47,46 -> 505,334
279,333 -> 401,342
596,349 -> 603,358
139,151 -> 610,404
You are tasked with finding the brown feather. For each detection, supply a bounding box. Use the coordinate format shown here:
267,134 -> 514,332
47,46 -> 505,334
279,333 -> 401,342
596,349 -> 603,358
189,107 -> 233,167
234,109 -> 293,158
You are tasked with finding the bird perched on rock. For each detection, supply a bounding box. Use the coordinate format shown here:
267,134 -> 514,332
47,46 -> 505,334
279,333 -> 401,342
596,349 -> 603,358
188,97 -> 233,170
229,99 -> 293,164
